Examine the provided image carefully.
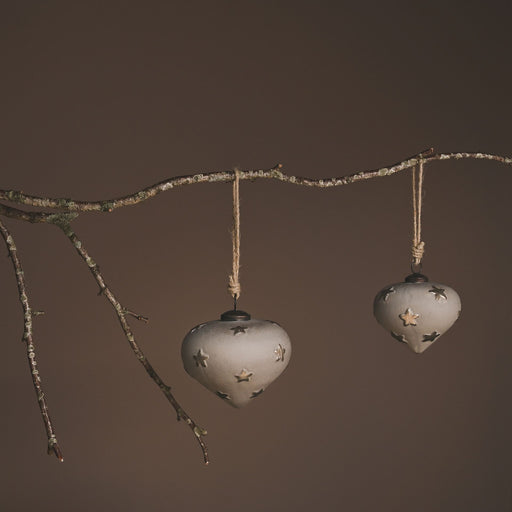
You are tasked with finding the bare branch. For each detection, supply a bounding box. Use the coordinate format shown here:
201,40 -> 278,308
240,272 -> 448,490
0,219 -> 63,461
1,148 -> 511,464
0,203 -> 78,224
51,219 -> 209,464
123,309 -> 149,323
0,152 -> 510,213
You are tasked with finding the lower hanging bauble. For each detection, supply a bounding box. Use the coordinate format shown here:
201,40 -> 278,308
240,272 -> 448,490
373,273 -> 461,354
181,310 -> 292,407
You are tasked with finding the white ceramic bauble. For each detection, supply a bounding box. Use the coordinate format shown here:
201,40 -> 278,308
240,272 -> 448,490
373,273 -> 461,354
181,310 -> 292,408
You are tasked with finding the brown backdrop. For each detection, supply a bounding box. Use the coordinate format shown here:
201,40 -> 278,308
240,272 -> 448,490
1,2 -> 511,511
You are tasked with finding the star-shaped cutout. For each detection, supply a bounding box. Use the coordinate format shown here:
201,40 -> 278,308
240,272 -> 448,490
274,344 -> 286,362
390,331 -> 407,344
216,391 -> 231,400
399,308 -> 419,326
190,323 -> 206,333
377,286 -> 396,302
235,368 -> 253,382
230,325 -> 247,335
429,286 -> 447,301
193,348 -> 209,367
422,331 -> 440,342
250,389 -> 264,399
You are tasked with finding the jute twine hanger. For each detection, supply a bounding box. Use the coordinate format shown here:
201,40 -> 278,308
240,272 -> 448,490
411,158 -> 426,272
228,169 -> 241,308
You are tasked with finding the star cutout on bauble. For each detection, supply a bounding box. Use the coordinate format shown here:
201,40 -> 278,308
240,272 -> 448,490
230,325 -> 247,335
378,286 -> 396,302
422,331 -> 441,342
274,344 -> 286,362
216,391 -> 231,400
250,389 -> 264,399
390,331 -> 407,343
399,308 -> 419,326
429,286 -> 447,301
190,323 -> 206,333
235,368 -> 253,382
193,348 -> 209,367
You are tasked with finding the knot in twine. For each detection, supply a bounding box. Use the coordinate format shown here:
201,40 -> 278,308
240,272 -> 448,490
228,275 -> 241,299
411,241 -> 425,265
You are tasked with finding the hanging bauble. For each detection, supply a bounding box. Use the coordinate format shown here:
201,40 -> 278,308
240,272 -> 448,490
181,309 -> 292,408
373,273 -> 461,354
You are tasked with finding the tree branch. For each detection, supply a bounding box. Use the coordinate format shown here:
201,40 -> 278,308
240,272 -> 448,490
1,148 -> 511,464
1,151 -> 510,213
50,219 -> 209,464
0,219 -> 63,461
0,203 -> 78,224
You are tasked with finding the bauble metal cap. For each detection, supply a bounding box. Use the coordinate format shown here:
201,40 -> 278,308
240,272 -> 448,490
220,309 -> 251,321
405,272 -> 429,283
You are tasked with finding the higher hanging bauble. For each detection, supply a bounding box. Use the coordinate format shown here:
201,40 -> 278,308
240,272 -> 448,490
373,273 -> 461,354
181,310 -> 292,407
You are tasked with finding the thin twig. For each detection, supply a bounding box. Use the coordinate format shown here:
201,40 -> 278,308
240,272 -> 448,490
51,219 -> 209,464
0,219 -> 63,461
123,309 -> 149,323
0,151 -> 510,213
